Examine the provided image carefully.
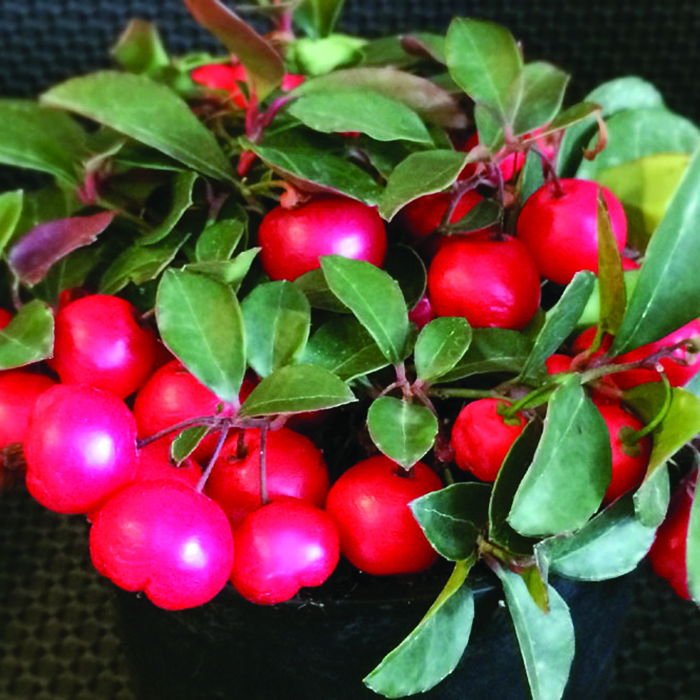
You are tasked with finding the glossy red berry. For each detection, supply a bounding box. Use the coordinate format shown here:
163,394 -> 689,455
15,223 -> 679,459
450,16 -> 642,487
25,385 -> 138,514
450,399 -> 527,482
399,190 -> 483,239
206,427 -> 330,528
230,497 -> 340,605
258,196 -> 387,281
545,354 -> 573,375
427,236 -> 541,329
325,455 -> 442,576
53,294 -> 157,399
90,480 -> 234,610
136,439 -> 202,488
517,179 -> 627,285
408,295 -> 436,331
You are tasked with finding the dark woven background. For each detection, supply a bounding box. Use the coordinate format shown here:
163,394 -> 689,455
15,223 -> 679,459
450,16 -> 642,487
1,1 -> 700,698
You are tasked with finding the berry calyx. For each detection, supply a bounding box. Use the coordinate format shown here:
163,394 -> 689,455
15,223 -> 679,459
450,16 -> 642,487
450,399 -> 528,482
325,455 -> 442,576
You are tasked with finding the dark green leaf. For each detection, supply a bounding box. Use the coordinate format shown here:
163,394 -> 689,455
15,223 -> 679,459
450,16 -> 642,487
100,230 -> 190,295
238,364 -> 356,417
156,269 -> 246,403
195,216 -> 246,262
367,396 -> 438,468
293,268 -> 349,312
596,190 -> 626,335
414,317 -> 472,382
444,198 -> 502,233
0,300 -> 54,370
289,90 -> 433,145
520,272 -> 595,384
321,255 -> 409,364
512,62 -> 570,136
299,316 -> 389,381
687,473 -> 700,604
445,19 -> 522,124
0,191 -> 23,259
493,561 -> 575,700
411,483 -> 491,561
519,150 -> 545,207
438,328 -> 531,383
185,248 -> 260,290
115,143 -> 188,172
508,376 -> 611,537
34,247 -> 103,304
111,19 -> 170,74
140,171 -> 198,245
42,71 -> 235,182
382,245 -> 426,311
358,36 -> 420,69
364,560 -> 475,699
378,150 -> 469,221
171,425 -> 210,465
611,149 -> 700,354
527,102 -> 600,143
182,0 -> 284,98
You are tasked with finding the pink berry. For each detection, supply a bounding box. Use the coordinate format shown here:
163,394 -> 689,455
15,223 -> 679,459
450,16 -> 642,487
136,439 -> 202,488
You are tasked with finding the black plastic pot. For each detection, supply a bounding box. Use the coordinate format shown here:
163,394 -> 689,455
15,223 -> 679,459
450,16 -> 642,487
113,560 -> 633,700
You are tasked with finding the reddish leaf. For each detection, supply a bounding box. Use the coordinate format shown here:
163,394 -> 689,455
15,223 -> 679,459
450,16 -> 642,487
9,211 -> 116,285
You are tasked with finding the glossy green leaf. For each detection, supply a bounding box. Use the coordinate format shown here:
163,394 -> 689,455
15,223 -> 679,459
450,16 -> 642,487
367,397 -> 438,468
139,171 -> 198,245
414,317 -> 472,382
527,102 -> 600,144
321,255 -> 409,365
577,108 -> 700,180
438,328 -> 531,383
242,281 -> 311,379
508,376 -> 611,537
411,483 -> 491,561
195,217 -> 246,262
293,268 -> 349,312
182,0 -> 284,98
185,248 -> 260,290
364,560 -> 475,698
687,471 -> 700,604
444,198 -> 502,233
289,90 -> 433,145
42,71 -> 235,182
0,101 -> 87,185
445,19 -> 522,124
156,269 -> 245,403
519,150 -> 545,207
520,272 -> 595,384
297,0 -> 346,37
611,149 -> 700,355
511,62 -> 570,136
238,364 -> 356,417
378,150 -> 469,221
170,425 -> 209,465
0,191 -> 23,259
100,230 -> 190,295
299,316 -> 389,381
111,19 -> 170,74
0,300 -> 54,370
597,191 -> 627,336
493,563 -> 575,700
383,246 -> 427,311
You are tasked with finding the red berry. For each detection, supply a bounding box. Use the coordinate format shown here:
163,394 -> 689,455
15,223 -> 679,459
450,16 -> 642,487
191,63 -> 248,109
516,179 -> 627,285
399,190 -> 483,239
427,236 -> 541,329
25,385 -> 138,514
459,133 -> 525,181
0,308 -> 11,330
258,196 -> 387,281
281,73 -> 305,91
136,439 -> 202,488
205,427 -> 330,528
90,480 -> 234,610
53,295 -> 157,399
546,354 -> 573,375
325,455 -> 442,576
408,295 -> 436,331
622,257 -> 640,271
648,479 -> 695,600
230,497 -> 340,605
450,399 -> 527,482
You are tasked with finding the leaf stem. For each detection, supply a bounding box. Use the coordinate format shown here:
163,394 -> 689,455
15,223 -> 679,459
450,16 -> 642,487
259,422 -> 269,506
196,419 -> 232,493
622,373 -> 673,445
427,387 -> 499,400
136,415 -> 220,449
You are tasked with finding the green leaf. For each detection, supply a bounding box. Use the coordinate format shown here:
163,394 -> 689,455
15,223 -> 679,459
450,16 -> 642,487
140,171 -> 198,245
577,108 -> 700,180
0,191 -> 23,259
41,71 -> 235,182
195,217 -> 246,262
238,364 -> 356,417
171,425 -> 210,465
401,33 -> 447,65
411,483 -> 491,561
444,198 -> 502,233
492,562 -> 575,700
364,560 -> 475,699
528,101 -> 600,143
511,62 -> 570,136
382,245 -> 427,311
0,101 -> 87,186
34,247 -> 104,304
437,328 -> 531,383
474,103 -> 505,151
519,150 -> 545,207
156,269 -> 246,403
242,281 -> 310,379
289,90 -> 433,145
366,396 -> 438,468
445,19 -> 522,125
293,268 -> 349,312
520,272 -> 595,384
378,150 -> 469,221
100,230 -> 190,295
611,149 -> 700,355
182,0 -> 284,98
185,248 -> 260,290
299,316 -> 388,381
414,317 -> 472,382
298,0 -> 346,37
321,255 -> 409,365
687,474 -> 700,604
0,300 -> 54,370
596,190 -> 626,336
14,186 -> 82,241
291,34 -> 366,77
111,19 -> 170,74
508,376 -> 611,537
535,489 -> 661,581
633,463 -> 670,529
